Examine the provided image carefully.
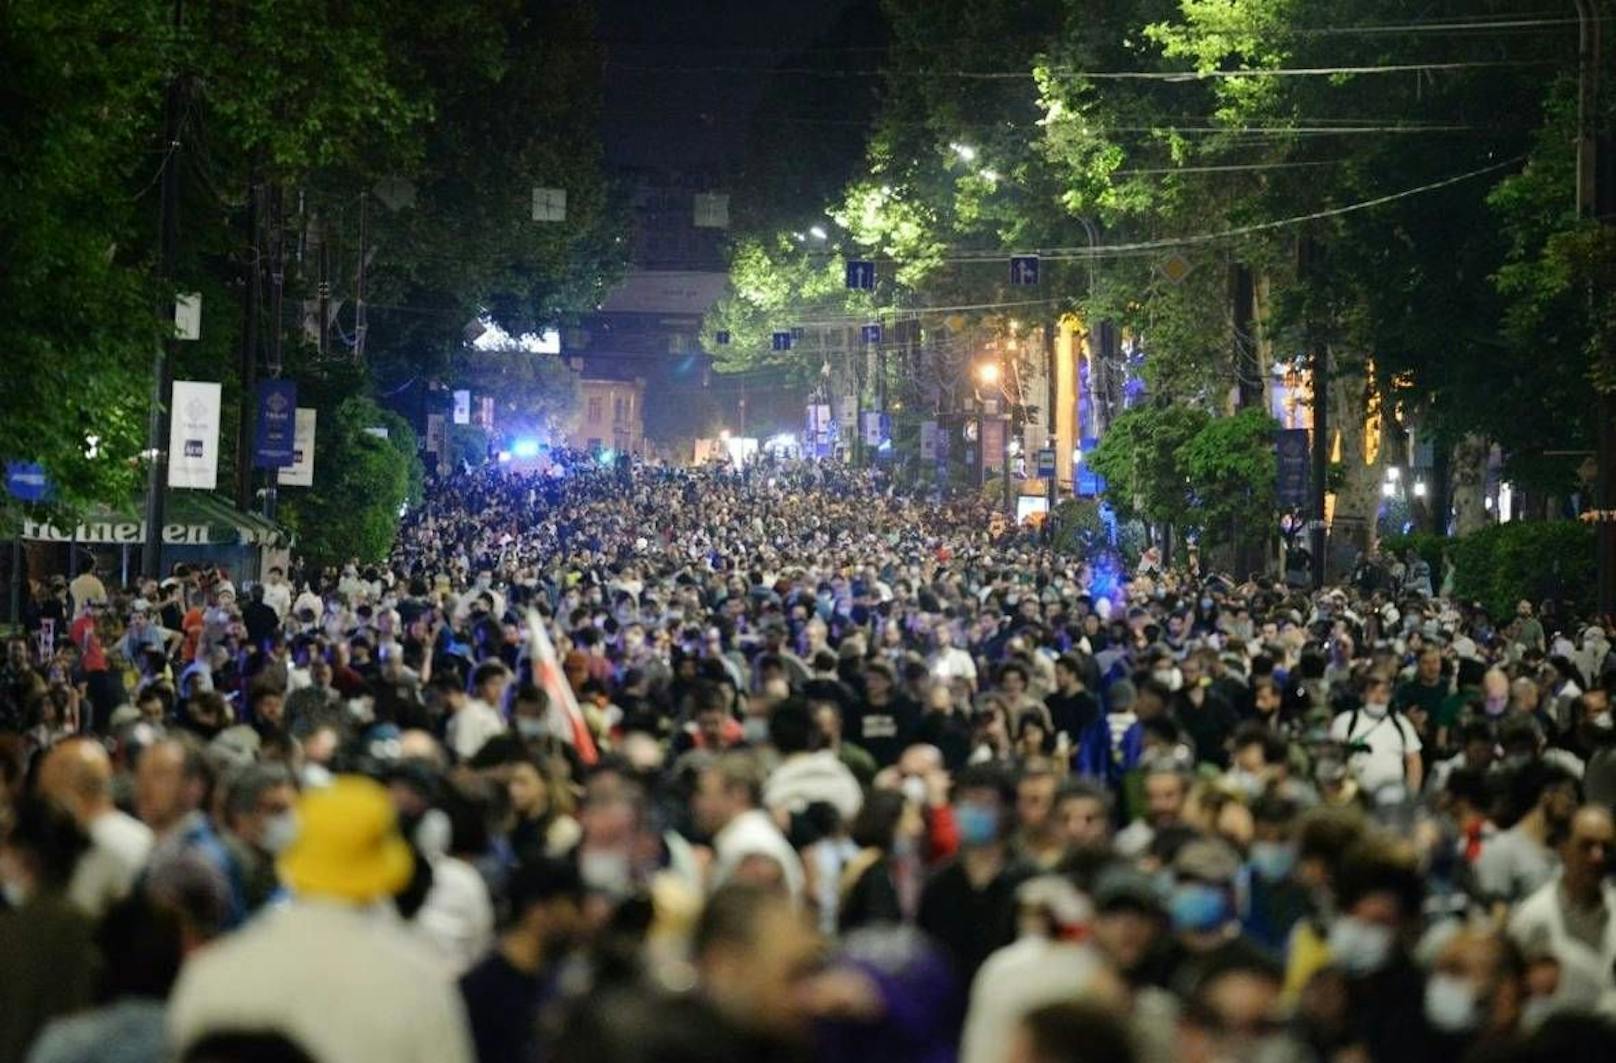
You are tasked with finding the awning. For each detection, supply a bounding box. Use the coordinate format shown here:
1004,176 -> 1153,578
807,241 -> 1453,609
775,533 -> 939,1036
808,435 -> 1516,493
16,492 -> 292,548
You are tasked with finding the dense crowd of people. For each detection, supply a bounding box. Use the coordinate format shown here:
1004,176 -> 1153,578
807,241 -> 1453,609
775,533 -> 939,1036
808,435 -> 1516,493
2,450 -> 1616,1063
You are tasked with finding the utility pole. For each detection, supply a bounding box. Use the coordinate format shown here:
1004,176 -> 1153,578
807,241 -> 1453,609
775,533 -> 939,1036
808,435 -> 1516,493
141,0 -> 185,581
1578,0 -> 1616,616
1300,233 -> 1328,591
236,175 -> 261,512
263,185 -> 285,522
1045,318 -> 1058,525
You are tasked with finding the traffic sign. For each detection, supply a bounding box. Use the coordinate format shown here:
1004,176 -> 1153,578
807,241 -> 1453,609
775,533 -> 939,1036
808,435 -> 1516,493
1036,448 -> 1056,478
715,330 -> 731,345
845,260 -> 875,290
771,331 -> 793,351
1010,255 -> 1040,286
1159,254 -> 1194,285
5,462 -> 50,503
861,323 -> 882,344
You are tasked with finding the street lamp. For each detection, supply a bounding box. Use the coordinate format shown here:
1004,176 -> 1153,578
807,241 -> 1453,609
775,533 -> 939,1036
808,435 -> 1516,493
808,225 -> 828,240
950,142 -> 977,162
975,361 -> 1001,387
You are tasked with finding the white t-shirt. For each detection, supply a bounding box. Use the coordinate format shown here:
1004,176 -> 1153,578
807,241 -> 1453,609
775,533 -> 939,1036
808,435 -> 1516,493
1330,707 -> 1421,797
446,700 -> 506,761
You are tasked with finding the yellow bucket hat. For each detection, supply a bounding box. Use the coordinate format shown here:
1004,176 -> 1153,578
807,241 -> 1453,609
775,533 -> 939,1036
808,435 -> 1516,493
277,775 -> 414,903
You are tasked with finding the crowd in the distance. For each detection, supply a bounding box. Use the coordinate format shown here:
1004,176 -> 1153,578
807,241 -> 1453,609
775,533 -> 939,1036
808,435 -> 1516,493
2,450 -> 1615,1063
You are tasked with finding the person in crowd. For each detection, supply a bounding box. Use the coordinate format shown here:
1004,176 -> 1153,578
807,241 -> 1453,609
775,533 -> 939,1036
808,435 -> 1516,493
459,856 -> 582,1063
167,776 -> 475,1063
695,750 -> 805,902
0,797 -> 96,1063
37,738 -> 153,919
918,765 -> 1030,985
1507,804 -> 1616,1017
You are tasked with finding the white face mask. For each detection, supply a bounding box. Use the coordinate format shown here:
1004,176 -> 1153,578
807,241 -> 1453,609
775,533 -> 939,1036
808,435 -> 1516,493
260,811 -> 299,855
1362,701 -> 1389,718
1327,916 -> 1394,976
1,879 -> 29,910
1424,973 -> 1480,1033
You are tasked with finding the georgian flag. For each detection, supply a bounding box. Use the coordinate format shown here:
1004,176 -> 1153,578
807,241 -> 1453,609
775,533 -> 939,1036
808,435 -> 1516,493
525,609 -> 599,764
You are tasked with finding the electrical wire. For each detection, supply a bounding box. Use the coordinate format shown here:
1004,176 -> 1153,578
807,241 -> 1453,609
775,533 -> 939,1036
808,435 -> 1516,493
607,58 -> 1557,81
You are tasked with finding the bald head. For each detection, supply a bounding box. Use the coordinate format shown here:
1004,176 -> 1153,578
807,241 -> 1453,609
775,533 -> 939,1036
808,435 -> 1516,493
39,738 -> 115,824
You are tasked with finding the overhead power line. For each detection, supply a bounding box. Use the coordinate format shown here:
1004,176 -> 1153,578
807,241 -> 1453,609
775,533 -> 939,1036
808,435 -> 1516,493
608,58 -> 1557,81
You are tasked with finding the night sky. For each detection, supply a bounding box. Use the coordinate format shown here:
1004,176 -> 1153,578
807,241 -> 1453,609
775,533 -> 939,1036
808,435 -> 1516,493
597,0 -> 861,172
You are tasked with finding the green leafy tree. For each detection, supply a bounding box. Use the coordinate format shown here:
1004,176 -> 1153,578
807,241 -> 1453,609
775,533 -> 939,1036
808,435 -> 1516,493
0,0 -> 168,516
278,396 -> 417,566
1087,403 -> 1208,529
1178,406 -> 1278,549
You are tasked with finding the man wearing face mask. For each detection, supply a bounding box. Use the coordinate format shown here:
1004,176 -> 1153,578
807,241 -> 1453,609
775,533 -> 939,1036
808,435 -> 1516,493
1163,838 -> 1257,964
1242,796 -> 1309,954
219,763 -> 299,913
1330,674 -> 1423,803
918,765 -> 1031,987
1421,928 -> 1528,1057
1316,843 -> 1429,1062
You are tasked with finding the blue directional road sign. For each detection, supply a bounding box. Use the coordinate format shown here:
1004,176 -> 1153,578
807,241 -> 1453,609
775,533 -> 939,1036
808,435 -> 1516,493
1010,255 -> 1040,287
861,323 -> 882,344
1036,448 -> 1057,478
845,259 -> 875,290
715,330 -> 730,345
5,462 -> 50,503
772,331 -> 793,351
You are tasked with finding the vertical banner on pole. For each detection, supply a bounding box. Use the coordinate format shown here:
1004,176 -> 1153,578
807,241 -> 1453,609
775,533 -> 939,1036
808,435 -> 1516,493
253,380 -> 298,468
426,414 -> 448,475
919,421 -> 938,461
167,381 -> 222,490
452,390 -> 471,425
1276,429 -> 1311,509
278,408 -> 317,487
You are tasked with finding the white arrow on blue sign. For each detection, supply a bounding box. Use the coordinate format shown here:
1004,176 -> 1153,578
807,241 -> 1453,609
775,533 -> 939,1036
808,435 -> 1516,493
1010,255 -> 1040,286
861,323 -> 882,344
845,260 -> 875,290
772,331 -> 793,351
5,462 -> 51,503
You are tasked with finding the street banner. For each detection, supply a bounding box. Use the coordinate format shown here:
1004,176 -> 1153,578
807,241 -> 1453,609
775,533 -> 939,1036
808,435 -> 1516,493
861,411 -> 883,446
452,389 -> 471,425
920,421 -> 938,461
1276,429 -> 1311,509
426,414 -> 448,475
167,380 -> 221,490
980,417 -> 1007,465
253,380 -> 298,468
278,408 -> 317,487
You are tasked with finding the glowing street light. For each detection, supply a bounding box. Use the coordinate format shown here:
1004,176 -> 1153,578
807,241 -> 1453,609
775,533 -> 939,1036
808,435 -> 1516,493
1381,482 -> 1396,498
808,225 -> 828,240
950,142 -> 978,162
975,361 -> 1001,386
1413,479 -> 1428,498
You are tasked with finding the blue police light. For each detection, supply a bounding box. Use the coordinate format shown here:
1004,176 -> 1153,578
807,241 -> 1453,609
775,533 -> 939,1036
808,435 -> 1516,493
512,438 -> 540,459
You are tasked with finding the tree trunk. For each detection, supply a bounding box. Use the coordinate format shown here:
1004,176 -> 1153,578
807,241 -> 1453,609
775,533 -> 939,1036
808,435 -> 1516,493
1452,434 -> 1491,536
1329,353 -> 1382,575
1428,436 -> 1451,537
